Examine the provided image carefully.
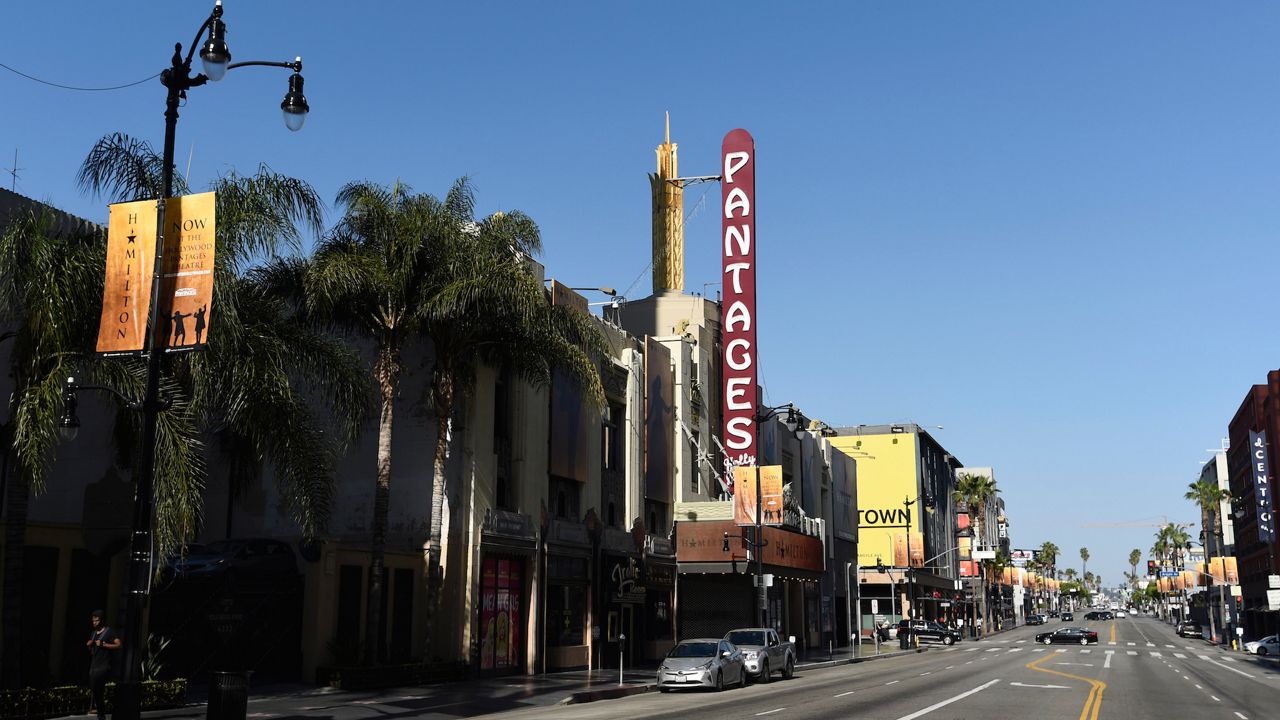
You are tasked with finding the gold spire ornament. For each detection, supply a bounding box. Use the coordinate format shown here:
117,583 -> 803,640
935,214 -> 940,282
650,112 -> 684,292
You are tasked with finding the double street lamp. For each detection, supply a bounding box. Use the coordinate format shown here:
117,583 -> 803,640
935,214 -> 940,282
58,4 -> 308,718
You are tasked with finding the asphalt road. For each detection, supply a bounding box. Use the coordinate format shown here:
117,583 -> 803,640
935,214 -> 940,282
489,615 -> 1280,720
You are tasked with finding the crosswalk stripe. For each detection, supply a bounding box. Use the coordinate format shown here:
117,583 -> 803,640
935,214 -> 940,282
1146,643 -> 1155,647
965,648 -> 980,652
1223,657 -> 1237,663
1199,655 -> 1210,660
1108,641 -> 1116,645
1174,653 -> 1186,659
1033,649 -> 1045,653
985,648 -> 1000,653
1165,644 -> 1175,648
1127,651 -> 1138,656
1016,639 -> 1026,644
1080,649 -> 1091,654
1150,651 -> 1163,657
1127,642 -> 1135,646
1007,648 -> 1022,653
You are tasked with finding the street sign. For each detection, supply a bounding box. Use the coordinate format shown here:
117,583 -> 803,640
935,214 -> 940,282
870,599 -> 879,614
973,550 -> 996,560
1268,589 -> 1280,610
755,573 -> 774,588
1159,570 -> 1178,578
1269,575 -> 1280,589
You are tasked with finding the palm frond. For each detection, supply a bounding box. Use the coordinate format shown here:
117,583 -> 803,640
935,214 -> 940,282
76,132 -> 188,203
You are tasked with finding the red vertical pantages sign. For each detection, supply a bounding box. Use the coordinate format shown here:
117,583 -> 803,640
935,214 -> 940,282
722,129 -> 757,469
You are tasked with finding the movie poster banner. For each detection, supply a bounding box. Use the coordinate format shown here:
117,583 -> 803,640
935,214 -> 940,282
97,192 -> 216,356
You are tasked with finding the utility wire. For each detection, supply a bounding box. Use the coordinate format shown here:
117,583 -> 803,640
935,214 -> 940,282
0,61 -> 159,91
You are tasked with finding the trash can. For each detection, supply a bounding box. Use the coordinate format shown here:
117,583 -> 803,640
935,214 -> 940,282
899,628 -> 910,650
207,671 -> 250,720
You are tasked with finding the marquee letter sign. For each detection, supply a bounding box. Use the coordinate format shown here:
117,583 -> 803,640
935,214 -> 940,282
1251,430 -> 1276,544
721,129 -> 757,471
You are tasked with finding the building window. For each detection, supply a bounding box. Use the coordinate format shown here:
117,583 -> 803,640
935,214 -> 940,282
690,430 -> 701,495
602,403 -> 623,471
607,502 -> 617,528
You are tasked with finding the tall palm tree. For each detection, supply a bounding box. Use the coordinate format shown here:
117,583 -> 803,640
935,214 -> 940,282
77,133 -> 368,554
1039,541 -> 1059,611
1129,548 -> 1142,582
1080,547 -> 1089,587
306,177 -> 608,662
953,472 -> 997,630
0,208 -> 110,688
1186,478 -> 1231,642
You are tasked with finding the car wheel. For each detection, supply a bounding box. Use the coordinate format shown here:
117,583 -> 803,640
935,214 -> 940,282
1080,638 -> 1088,646
1043,638 -> 1052,645
715,671 -> 723,692
741,667 -> 750,687
783,658 -> 794,680
759,659 -> 770,683
1259,647 -> 1269,656
943,636 -> 955,646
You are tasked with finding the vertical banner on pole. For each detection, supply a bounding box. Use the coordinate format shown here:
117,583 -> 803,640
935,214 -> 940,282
721,129 -> 757,476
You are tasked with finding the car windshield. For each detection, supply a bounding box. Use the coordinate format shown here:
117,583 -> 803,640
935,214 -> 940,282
669,642 -> 717,658
726,631 -> 766,646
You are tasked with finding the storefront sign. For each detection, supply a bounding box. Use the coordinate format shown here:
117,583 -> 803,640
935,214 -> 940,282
1250,430 -> 1275,544
733,465 -> 783,526
676,520 -> 824,573
721,129 -> 758,471
611,557 -> 647,603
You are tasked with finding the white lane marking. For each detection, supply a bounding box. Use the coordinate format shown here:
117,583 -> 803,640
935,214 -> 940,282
1104,651 -> 1113,669
1198,655 -> 1210,661
1127,642 -> 1135,646
1127,651 -> 1138,656
985,648 -> 1001,653
755,709 -> 785,716
1055,662 -> 1095,667
1150,652 -> 1163,657
892,679 -> 1002,720
1016,639 -> 1027,643
1080,649 -> 1092,654
965,661 -> 974,665
965,647 -> 980,652
1006,648 -> 1022,653
1211,696 -> 1221,702
1009,681 -> 1070,689
1234,713 -> 1247,720
1204,657 -> 1255,678
886,680 -> 900,685
919,671 -> 932,676
1108,641 -> 1116,645
1174,653 -> 1187,659
1223,657 -> 1238,663
945,665 -> 955,669
1054,649 -> 1067,654
1032,649 -> 1045,653
834,691 -> 856,698
1195,684 -> 1202,689
1165,644 -> 1176,648
1183,675 -> 1190,680
1146,643 -> 1155,647
1185,646 -> 1197,651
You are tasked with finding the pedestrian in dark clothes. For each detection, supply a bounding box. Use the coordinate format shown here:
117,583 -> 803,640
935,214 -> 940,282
86,609 -> 121,719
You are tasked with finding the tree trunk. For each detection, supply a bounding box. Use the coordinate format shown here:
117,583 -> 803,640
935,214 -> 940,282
423,366 -> 454,662
0,468 -> 27,689
364,346 -> 399,665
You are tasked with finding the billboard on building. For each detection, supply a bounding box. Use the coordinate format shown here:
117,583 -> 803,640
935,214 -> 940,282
645,337 -> 674,501
97,192 -> 216,356
1010,549 -> 1035,568
548,282 -> 590,482
1250,430 -> 1276,544
828,432 -> 920,566
721,129 -> 758,471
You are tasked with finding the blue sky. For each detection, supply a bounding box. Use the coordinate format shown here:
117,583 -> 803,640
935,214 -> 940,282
4,1 -> 1279,586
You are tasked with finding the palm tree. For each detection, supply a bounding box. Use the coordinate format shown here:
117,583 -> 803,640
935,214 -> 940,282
1039,541 -> 1059,610
1080,547 -> 1089,587
953,472 -> 997,631
0,207 -> 109,688
1129,548 -> 1142,582
77,133 -> 368,555
305,177 -> 608,662
1185,478 -> 1231,639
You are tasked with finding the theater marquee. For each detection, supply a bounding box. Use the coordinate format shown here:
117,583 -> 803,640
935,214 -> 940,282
721,129 -> 757,471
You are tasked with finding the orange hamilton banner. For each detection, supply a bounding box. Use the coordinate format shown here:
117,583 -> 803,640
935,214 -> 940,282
97,193 -> 216,356
733,465 -> 783,526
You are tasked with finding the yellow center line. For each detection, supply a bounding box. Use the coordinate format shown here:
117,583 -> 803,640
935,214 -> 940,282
1026,653 -> 1107,720
1110,622 -> 1116,644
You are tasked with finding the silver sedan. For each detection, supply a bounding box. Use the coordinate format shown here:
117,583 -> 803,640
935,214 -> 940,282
656,639 -> 746,692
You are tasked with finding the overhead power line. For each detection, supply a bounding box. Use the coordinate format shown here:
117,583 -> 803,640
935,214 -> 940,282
0,61 -> 159,91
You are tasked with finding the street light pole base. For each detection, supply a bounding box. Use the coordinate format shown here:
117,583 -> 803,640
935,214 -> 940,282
113,680 -> 142,720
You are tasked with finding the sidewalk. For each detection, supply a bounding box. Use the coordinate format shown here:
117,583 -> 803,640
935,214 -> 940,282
139,668 -> 658,719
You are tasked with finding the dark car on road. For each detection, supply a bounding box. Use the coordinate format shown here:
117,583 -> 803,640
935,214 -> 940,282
1036,627 -> 1099,645
1177,622 -> 1203,639
1084,611 -> 1113,621
1060,612 -> 1074,621
897,619 -> 962,646
1026,614 -> 1047,625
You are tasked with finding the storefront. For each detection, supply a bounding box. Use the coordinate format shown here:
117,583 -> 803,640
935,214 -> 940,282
674,519 -> 825,644
643,536 -> 677,661
478,509 -> 536,675
544,519 -> 592,670
597,527 -> 644,669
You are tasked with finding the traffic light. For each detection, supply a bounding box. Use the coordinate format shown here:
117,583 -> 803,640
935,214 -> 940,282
723,532 -> 730,553
1147,560 -> 1156,576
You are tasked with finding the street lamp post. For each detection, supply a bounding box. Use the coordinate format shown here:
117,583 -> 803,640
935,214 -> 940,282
57,4 -> 308,718
751,403 -> 802,629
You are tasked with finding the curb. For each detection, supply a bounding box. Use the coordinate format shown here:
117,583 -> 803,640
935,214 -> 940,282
796,647 -> 928,671
561,683 -> 653,704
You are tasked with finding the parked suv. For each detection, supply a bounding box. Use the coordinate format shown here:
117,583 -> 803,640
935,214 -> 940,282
1176,622 -> 1203,639
1084,611 -> 1113,621
724,628 -> 796,682
897,619 -> 961,646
